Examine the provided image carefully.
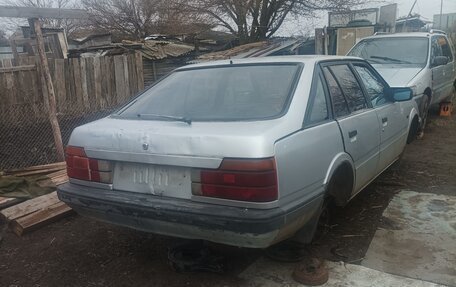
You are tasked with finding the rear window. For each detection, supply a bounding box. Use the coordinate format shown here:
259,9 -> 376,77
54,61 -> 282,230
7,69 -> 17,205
118,64 -> 301,121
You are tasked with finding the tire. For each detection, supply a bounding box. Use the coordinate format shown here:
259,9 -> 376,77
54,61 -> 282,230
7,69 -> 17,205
418,94 -> 431,135
407,116 -> 419,144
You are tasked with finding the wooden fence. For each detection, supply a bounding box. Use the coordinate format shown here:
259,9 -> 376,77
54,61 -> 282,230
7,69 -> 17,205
0,52 -> 144,125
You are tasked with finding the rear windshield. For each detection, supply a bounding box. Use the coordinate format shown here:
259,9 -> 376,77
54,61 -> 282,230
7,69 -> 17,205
348,37 -> 429,67
117,63 -> 301,121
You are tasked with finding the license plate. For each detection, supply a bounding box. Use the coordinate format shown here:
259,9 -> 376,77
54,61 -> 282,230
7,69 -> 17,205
113,162 -> 192,199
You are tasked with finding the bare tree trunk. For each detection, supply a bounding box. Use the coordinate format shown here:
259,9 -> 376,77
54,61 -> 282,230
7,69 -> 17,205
31,18 -> 65,162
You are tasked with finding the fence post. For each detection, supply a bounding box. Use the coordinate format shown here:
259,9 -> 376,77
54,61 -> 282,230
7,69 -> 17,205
31,18 -> 65,162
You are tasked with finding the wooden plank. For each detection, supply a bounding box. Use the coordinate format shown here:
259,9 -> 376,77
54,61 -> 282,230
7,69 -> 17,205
1,191 -> 60,221
46,168 -> 67,179
64,58 -> 72,112
11,201 -> 73,236
122,54 -> 130,101
53,59 -> 65,112
127,54 -> 136,94
0,65 -> 35,73
29,56 -> 41,116
71,57 -> 84,110
135,51 -> 144,91
4,162 -> 66,173
6,166 -> 65,177
0,197 -> 24,210
93,56 -> 103,108
36,55 -> 49,111
80,58 -> 89,110
3,59 -> 15,106
85,57 -> 95,109
0,6 -> 89,19
99,56 -> 109,107
51,175 -> 68,186
114,55 -> 125,105
9,39 -> 19,65
107,56 -> 115,107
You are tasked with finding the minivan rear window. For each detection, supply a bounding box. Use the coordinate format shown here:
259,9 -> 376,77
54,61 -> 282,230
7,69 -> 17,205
118,63 -> 301,121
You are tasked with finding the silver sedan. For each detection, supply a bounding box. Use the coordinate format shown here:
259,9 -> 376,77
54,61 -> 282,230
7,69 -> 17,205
58,56 -> 419,248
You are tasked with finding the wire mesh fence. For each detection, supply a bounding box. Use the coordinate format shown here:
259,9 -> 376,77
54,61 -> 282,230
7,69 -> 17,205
0,105 -> 116,170
0,53 -> 144,171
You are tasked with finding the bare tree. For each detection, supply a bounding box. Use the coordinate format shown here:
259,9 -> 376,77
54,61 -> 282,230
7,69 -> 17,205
82,0 -> 162,40
82,0 -> 213,40
155,0 -> 214,36
191,0 -> 367,43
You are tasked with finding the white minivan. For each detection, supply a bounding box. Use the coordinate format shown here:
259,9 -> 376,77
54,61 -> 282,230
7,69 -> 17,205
348,31 -> 456,130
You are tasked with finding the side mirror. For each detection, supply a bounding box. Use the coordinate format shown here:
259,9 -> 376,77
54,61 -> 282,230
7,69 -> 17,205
390,87 -> 413,102
432,56 -> 449,67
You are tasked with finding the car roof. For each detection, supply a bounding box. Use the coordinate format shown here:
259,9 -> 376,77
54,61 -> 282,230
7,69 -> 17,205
179,55 -> 363,70
360,32 -> 434,40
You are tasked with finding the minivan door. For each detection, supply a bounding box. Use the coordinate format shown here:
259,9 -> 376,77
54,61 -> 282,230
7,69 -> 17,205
440,36 -> 455,101
431,35 -> 453,103
322,64 -> 380,194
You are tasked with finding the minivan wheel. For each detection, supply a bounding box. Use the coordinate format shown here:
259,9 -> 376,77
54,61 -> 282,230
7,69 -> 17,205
418,95 -> 431,137
407,116 -> 419,144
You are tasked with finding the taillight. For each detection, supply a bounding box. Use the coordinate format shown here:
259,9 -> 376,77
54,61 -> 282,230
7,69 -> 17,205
66,146 -> 113,184
192,158 -> 278,202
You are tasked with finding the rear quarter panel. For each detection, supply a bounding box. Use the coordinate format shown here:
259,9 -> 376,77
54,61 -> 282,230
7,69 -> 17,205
274,121 -> 345,209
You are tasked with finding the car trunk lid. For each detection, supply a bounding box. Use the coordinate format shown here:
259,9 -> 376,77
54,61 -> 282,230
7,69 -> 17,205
67,117 -> 289,199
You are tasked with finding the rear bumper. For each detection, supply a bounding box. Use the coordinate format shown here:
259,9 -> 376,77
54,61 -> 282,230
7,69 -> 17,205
57,183 -> 323,248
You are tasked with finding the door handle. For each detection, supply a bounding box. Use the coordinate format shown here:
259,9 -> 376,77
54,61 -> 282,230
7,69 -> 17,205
348,130 -> 357,138
382,117 -> 388,123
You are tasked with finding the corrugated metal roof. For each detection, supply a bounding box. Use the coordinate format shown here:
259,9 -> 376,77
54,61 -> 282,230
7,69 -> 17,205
193,38 -> 304,63
123,40 -> 195,60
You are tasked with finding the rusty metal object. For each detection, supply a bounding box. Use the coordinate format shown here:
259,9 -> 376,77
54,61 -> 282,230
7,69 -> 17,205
292,258 -> 329,286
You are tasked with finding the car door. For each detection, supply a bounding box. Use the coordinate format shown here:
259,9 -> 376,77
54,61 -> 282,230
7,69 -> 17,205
352,63 -> 408,173
321,63 -> 380,194
439,36 -> 455,101
430,35 -> 448,103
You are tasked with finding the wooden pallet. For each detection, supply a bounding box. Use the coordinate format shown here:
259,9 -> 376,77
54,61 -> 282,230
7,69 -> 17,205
0,162 -> 71,235
0,191 -> 73,236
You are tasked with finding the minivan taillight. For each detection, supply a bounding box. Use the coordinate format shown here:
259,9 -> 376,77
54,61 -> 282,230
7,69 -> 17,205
65,146 -> 113,184
191,158 -> 278,202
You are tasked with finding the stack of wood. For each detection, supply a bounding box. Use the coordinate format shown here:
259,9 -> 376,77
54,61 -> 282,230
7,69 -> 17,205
0,162 -> 73,236
1,162 -> 67,179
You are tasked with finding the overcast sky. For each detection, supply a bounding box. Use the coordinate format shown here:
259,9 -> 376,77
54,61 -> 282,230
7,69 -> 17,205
1,0 -> 456,37
279,0 -> 456,36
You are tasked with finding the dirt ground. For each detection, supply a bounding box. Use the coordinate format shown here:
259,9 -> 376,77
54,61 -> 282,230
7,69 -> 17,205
1,113 -> 455,287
